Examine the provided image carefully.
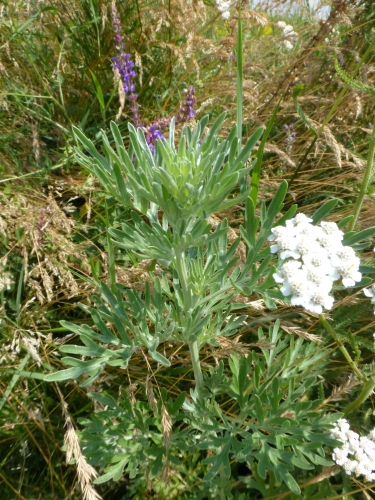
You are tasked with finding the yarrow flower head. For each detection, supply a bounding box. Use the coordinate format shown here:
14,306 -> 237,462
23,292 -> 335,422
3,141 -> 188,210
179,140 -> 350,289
283,40 -> 294,51
215,0 -> 231,20
331,419 -> 375,483
276,20 -> 298,51
269,214 -> 362,314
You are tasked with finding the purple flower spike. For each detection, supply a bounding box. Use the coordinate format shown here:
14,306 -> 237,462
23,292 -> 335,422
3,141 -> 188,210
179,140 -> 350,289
111,4 -> 140,127
143,85 -> 197,153
143,124 -> 165,153
283,123 -> 297,155
111,5 -> 198,155
176,86 -> 196,124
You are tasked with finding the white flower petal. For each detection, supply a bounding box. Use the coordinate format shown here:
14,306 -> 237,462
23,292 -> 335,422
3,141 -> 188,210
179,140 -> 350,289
273,272 -> 285,283
342,277 -> 355,287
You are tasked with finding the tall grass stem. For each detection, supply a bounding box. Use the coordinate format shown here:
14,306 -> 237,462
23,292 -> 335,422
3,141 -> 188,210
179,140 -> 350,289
16,260 -> 24,325
237,1 -> 244,192
349,119 -> 375,231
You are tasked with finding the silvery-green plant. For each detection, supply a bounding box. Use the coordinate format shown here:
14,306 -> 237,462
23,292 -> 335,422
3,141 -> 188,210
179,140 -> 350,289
43,115 -> 374,497
65,113 -> 274,388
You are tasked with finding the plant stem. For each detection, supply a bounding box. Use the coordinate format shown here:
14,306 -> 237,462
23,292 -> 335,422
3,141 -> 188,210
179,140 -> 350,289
236,1 -> 243,155
319,314 -> 366,383
175,251 -> 204,391
237,1 -> 245,193
16,259 -> 24,325
349,118 -> 375,231
344,367 -> 375,416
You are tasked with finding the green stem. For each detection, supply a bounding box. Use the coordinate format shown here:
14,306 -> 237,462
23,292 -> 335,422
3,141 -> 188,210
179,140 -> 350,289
237,1 -> 245,193
344,367 -> 375,416
319,314 -> 366,383
16,259 -> 25,325
349,118 -> 375,231
174,252 -> 204,391
236,1 -> 243,154
0,353 -> 30,411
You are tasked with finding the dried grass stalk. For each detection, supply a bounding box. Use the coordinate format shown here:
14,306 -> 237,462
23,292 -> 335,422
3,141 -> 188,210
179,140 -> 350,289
145,375 -> 158,411
323,376 -> 359,405
243,9 -> 268,26
161,403 -> 172,485
161,403 -> 172,451
56,386 -> 102,500
264,143 -> 296,168
281,323 -> 322,343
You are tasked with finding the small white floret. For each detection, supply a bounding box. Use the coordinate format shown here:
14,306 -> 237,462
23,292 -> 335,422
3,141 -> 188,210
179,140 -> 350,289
332,448 -> 349,466
283,40 -> 294,51
321,221 -> 343,238
342,459 -> 357,475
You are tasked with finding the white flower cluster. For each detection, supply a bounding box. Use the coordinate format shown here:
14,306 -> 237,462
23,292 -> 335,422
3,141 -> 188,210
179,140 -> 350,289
215,0 -> 231,20
331,418 -> 375,482
277,20 -> 298,50
269,213 -> 362,314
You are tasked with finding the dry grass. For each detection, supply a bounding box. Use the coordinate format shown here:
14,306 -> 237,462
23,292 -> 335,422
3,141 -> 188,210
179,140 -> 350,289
1,0 -> 375,497
57,386 -> 102,500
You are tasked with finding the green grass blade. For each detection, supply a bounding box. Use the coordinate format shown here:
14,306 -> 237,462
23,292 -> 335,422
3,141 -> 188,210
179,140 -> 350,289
237,2 -> 245,192
0,353 -> 30,411
250,101 -> 280,207
16,259 -> 24,325
89,69 -> 106,121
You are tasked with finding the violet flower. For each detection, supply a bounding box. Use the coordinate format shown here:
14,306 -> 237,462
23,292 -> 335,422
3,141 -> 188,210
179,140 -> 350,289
111,4 -> 140,127
176,86 -> 196,123
143,124 -> 165,154
110,4 -> 197,154
144,87 -> 197,152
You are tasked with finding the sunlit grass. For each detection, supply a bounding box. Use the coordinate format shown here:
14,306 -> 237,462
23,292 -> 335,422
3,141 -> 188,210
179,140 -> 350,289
1,0 -> 375,498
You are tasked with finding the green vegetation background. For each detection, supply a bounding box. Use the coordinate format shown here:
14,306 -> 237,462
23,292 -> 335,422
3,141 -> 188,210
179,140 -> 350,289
1,0 -> 375,498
